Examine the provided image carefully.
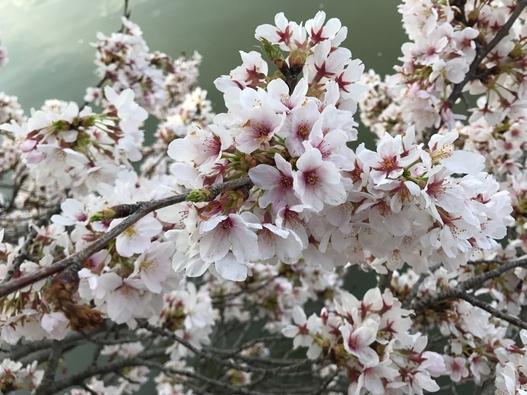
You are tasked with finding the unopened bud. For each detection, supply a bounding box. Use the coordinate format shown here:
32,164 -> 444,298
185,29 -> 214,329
186,188 -> 212,202
89,207 -> 116,222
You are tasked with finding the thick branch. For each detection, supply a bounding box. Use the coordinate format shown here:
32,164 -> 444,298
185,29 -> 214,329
0,176 -> 252,298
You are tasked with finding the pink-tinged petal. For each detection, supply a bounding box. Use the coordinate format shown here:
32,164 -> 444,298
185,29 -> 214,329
414,372 -> 440,392
274,153 -> 293,176
364,372 -> 384,394
170,163 -> 202,189
230,224 -> 259,261
421,352 -> 445,376
355,346 -> 379,367
362,288 -> 383,311
317,161 -> 341,184
275,234 -> 303,263
318,181 -> 346,206
168,136 -> 195,162
141,272 -> 162,294
292,306 -> 307,325
441,150 -> 484,174
115,235 -> 134,257
235,130 -> 262,154
137,216 -> 162,237
281,325 -> 299,338
103,86 -> 119,104
199,215 -> 228,233
51,214 -> 75,226
215,254 -> 248,281
357,148 -> 379,168
354,323 -> 378,347
199,229 -> 230,263
249,164 -> 281,189
263,223 -> 289,239
185,258 -> 210,278
297,144 -> 323,171
255,24 -> 279,41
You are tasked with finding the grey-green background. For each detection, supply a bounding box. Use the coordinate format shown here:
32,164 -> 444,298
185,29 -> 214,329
0,0 -> 405,111
0,1 -> 466,394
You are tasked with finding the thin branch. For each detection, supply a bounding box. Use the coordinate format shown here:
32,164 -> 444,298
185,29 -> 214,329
6,330 -> 101,361
141,360 -> 271,395
458,292 -> 527,331
413,255 -> 527,312
0,176 -> 252,298
447,0 -> 527,108
43,347 -> 166,394
1,204 -> 61,283
457,254 -> 527,291
403,264 -> 441,308
36,340 -> 63,395
142,322 -> 311,374
423,0 -> 527,140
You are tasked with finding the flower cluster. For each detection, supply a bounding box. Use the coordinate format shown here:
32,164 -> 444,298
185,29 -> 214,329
78,240 -> 175,325
0,359 -> 43,393
495,331 -> 527,395
0,87 -> 147,191
359,70 -> 405,139
361,0 -> 527,136
0,93 -> 23,125
87,17 -> 201,118
457,114 -> 527,253
166,11 -> 511,282
282,288 -> 445,394
141,87 -> 215,178
390,264 -> 527,390
0,6 -> 526,395
0,93 -> 24,178
158,282 -> 216,352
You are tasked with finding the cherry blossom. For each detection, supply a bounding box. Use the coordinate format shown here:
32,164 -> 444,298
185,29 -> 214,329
1,5 -> 527,394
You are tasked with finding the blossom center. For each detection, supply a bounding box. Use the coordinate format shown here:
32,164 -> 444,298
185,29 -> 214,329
347,334 -> 359,351
252,122 -> 272,138
296,124 -> 310,139
426,179 -> 445,198
304,170 -> 319,186
123,226 -> 137,237
203,136 -> 221,155
277,26 -> 292,45
375,155 -> 400,174
76,213 -> 88,222
280,175 -> 293,189
140,259 -> 154,272
221,217 -> 234,230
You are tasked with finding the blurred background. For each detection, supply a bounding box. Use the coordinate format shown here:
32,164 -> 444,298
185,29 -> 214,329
0,0 -> 405,113
2,1 -> 468,394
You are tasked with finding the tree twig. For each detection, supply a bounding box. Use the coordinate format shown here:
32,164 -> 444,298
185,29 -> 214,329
412,255 -> 527,312
423,0 -> 527,141
447,0 -> 527,108
0,176 -> 252,298
458,292 -> 527,331
36,340 -> 63,395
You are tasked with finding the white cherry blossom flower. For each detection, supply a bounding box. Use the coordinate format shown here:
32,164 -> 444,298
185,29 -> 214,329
110,215 -> 162,258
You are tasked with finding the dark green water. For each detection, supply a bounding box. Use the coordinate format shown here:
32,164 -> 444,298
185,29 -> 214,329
0,0 -> 405,112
